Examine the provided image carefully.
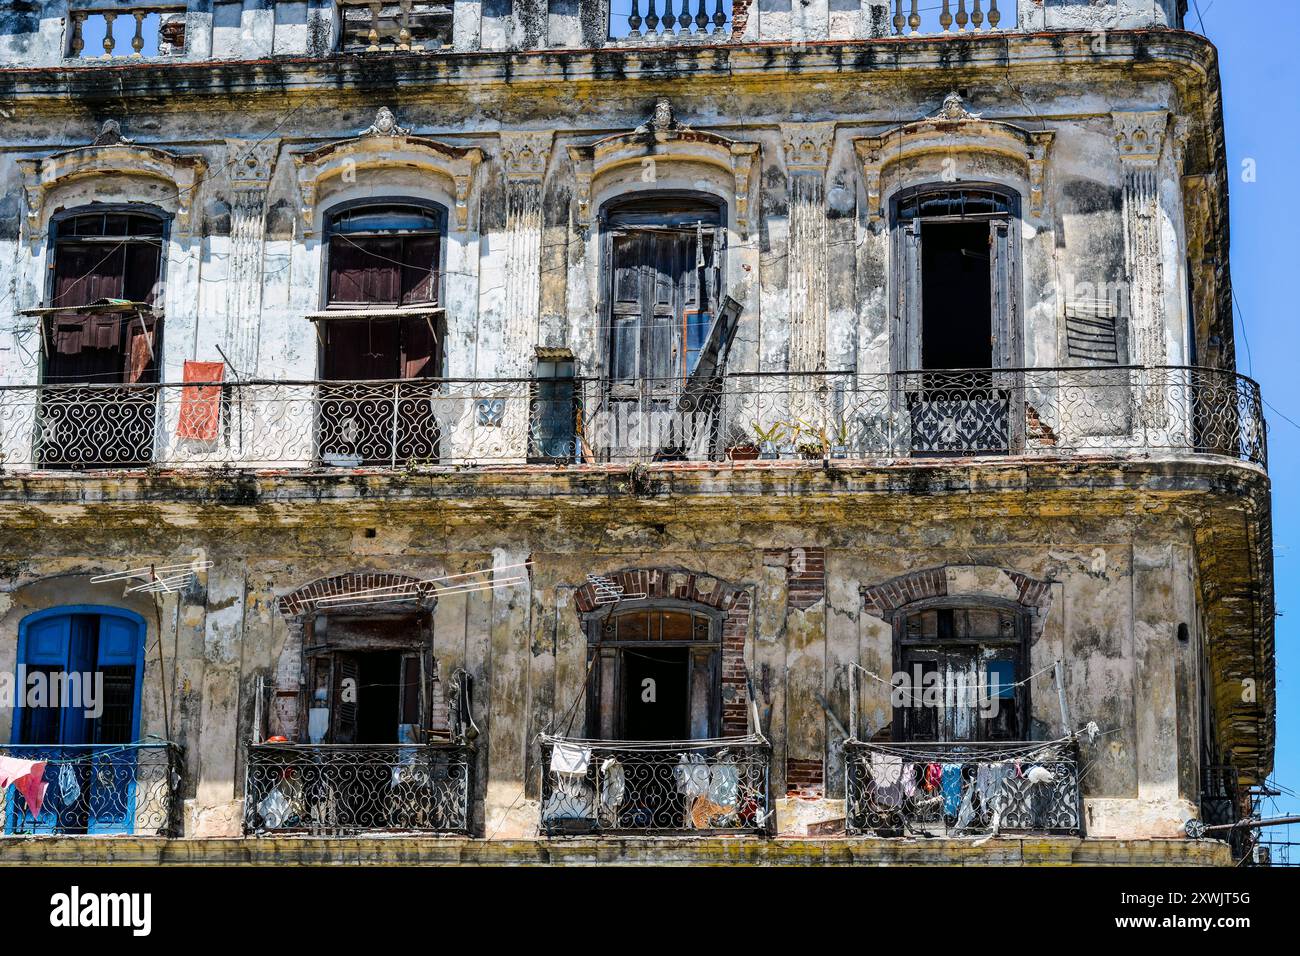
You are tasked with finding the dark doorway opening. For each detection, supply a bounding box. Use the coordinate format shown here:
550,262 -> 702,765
620,646 -> 689,741
355,650 -> 404,744
921,221 -> 992,371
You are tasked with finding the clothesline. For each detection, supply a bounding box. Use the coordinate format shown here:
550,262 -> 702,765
849,660 -> 1059,710
539,733 -> 768,751
4,736 -> 180,766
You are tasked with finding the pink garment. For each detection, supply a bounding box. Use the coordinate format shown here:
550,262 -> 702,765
0,756 -> 49,819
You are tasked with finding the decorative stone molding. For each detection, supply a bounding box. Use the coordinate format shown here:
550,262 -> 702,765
1112,111 -> 1171,376
499,130 -> 554,183
1112,110 -> 1171,165
222,139 -> 280,375
363,106 -> 411,138
567,99 -> 760,237
294,110 -> 483,235
18,122 -> 207,243
853,93 -> 1055,222
781,121 -> 836,174
781,122 -> 835,374
499,131 -> 554,375
225,136 -> 279,188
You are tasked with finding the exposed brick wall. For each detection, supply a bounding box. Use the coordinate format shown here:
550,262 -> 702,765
272,571 -> 434,742
575,568 -> 754,737
277,571 -> 427,617
786,547 -> 825,610
731,0 -> 753,36
860,566 -> 1054,618
786,757 -> 824,797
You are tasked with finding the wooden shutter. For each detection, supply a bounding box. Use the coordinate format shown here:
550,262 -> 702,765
989,220 -> 1015,369
53,243 -> 126,308
642,234 -> 685,383
122,242 -> 162,304
400,235 -> 439,305
324,319 -> 401,381
609,233 -> 644,383
687,647 -> 718,738
401,315 -> 437,379
331,653 -> 361,744
900,219 -> 923,371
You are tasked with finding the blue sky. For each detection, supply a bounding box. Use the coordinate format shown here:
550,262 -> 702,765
1198,0 -> 1300,833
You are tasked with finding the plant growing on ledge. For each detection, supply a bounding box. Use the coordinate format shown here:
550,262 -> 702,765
751,421 -> 786,460
798,417 -> 853,460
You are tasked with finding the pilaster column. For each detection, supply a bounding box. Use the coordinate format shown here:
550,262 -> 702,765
781,123 -> 835,374
498,132 -> 553,376
1112,112 -> 1170,372
223,138 -> 279,376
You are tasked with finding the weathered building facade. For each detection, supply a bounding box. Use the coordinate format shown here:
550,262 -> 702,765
0,0 -> 1274,865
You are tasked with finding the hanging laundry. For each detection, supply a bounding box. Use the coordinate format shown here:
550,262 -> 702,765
599,758 -> 626,812
955,778 -> 977,830
1026,765 -> 1055,787
0,756 -> 49,819
675,753 -> 710,797
550,742 -> 591,777
708,762 -> 740,811
924,763 -> 943,793
901,763 -> 918,798
869,753 -> 907,807
58,762 -> 81,805
940,763 -> 963,817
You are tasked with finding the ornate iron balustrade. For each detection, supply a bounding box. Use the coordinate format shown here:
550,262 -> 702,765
244,742 -> 474,835
0,366 -> 1266,472
1,742 -> 183,837
844,740 -> 1082,837
539,736 -> 773,835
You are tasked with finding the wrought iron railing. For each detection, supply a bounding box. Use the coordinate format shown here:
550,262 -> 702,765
244,742 -> 474,835
0,366 -> 1265,472
844,740 -> 1082,837
539,736 -> 773,835
1,742 -> 183,837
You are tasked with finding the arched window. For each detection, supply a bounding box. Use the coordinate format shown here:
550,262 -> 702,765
601,195 -> 726,388
892,600 -> 1027,742
12,606 -> 145,747
892,184 -> 1018,374
325,203 -> 442,309
891,185 -> 1020,455
586,604 -> 721,741
44,208 -> 165,386
319,202 -> 443,382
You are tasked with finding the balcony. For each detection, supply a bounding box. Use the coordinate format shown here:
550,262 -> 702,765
1,743 -> 183,837
336,0 -> 455,53
884,0 -> 1010,36
243,742 -> 474,835
610,0 -> 734,45
0,367 -> 1266,474
844,740 -> 1082,837
539,737 -> 773,835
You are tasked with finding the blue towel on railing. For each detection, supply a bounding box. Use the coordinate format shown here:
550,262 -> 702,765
941,763 -> 962,816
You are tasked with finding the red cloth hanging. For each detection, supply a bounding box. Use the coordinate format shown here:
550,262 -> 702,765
177,361 -> 225,441
0,756 -> 49,819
